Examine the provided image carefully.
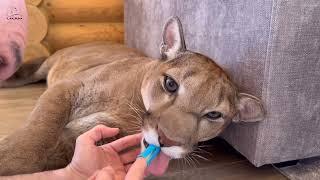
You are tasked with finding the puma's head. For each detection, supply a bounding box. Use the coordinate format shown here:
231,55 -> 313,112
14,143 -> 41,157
140,17 -> 264,166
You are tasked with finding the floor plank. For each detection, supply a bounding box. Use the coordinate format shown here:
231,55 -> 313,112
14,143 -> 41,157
151,138 -> 287,180
0,83 -> 46,138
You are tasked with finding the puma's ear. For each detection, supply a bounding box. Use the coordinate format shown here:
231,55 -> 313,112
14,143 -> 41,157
160,16 -> 186,60
233,93 -> 265,123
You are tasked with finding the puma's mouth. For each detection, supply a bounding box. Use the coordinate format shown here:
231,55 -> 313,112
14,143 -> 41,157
142,137 -> 171,176
143,138 -> 150,148
157,126 -> 182,147
142,127 -> 186,158
141,127 -> 187,176
143,129 -> 182,148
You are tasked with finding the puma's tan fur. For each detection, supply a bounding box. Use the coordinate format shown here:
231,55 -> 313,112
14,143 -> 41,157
0,17 -> 264,175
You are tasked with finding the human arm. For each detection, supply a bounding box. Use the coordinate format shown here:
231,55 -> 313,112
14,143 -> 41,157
89,157 -> 147,180
1,167 -> 86,180
1,125 -> 142,180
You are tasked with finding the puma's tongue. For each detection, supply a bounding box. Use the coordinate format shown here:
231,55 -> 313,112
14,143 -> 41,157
147,152 -> 171,176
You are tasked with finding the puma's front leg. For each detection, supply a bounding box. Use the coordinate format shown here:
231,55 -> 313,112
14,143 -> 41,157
45,112 -> 142,170
43,113 -> 116,170
0,80 -> 80,176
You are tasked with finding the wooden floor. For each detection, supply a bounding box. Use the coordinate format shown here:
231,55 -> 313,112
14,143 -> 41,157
0,83 -> 46,138
0,83 -> 287,179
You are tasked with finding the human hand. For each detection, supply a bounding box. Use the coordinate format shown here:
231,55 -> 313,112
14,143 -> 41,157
65,125 -> 142,180
125,158 -> 147,180
90,157 -> 147,180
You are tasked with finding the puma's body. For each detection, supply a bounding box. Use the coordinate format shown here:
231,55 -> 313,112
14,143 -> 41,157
0,42 -> 155,174
47,42 -> 150,133
0,17 -> 264,176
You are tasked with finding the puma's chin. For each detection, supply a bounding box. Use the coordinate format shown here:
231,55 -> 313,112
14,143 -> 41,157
142,128 -> 187,159
161,146 -> 186,159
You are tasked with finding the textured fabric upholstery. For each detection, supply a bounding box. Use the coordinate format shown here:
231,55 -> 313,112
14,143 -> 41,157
124,0 -> 320,166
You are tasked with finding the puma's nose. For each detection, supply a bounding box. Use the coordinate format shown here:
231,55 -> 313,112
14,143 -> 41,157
157,127 -> 182,147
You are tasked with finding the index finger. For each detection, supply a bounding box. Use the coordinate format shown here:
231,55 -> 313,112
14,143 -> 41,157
77,125 -> 119,145
104,133 -> 142,152
125,158 -> 147,180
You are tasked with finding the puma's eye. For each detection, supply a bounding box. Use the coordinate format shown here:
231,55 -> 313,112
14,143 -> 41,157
164,75 -> 179,93
205,111 -> 222,120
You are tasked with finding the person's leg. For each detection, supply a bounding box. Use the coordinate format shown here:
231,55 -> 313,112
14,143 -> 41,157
0,0 -> 28,80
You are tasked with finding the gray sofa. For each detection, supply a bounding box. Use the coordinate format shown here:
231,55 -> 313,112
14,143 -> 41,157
124,0 -> 320,167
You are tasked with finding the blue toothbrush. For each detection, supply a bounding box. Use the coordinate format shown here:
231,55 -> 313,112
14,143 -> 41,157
138,144 -> 161,166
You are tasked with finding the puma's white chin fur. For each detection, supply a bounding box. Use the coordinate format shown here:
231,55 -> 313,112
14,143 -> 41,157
142,128 -> 186,159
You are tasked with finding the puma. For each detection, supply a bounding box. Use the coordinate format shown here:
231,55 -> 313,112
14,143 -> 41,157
0,17 -> 264,176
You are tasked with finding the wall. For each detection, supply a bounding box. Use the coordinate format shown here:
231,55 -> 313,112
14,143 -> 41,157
24,0 -> 124,62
